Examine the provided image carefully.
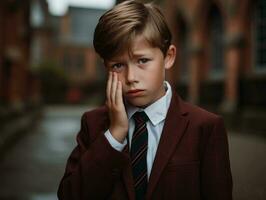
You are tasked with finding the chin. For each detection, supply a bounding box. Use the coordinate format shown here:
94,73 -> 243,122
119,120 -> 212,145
127,99 -> 151,108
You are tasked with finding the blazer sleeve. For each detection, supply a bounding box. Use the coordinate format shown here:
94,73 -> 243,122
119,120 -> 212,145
201,116 -> 233,200
57,113 -> 129,200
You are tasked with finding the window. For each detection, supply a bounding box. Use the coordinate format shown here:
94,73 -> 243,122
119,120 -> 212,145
63,52 -> 70,69
209,4 -> 224,79
255,0 -> 266,69
30,0 -> 44,28
76,53 -> 84,71
177,16 -> 189,83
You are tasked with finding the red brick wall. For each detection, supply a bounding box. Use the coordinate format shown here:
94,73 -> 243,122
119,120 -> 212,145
163,0 -> 252,107
0,0 -> 39,106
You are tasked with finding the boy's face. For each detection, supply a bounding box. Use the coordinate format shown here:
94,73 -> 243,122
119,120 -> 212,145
104,35 -> 176,108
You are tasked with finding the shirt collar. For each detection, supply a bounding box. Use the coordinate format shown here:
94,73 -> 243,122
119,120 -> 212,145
126,81 -> 172,126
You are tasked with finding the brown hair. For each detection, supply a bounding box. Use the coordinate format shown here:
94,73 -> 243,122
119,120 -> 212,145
93,0 -> 172,60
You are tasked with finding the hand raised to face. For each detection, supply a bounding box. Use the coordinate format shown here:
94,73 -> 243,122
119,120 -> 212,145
106,72 -> 129,143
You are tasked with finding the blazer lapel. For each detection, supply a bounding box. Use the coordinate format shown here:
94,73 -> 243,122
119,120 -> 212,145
146,92 -> 189,199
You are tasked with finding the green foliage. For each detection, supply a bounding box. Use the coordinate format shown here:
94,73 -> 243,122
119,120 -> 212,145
37,61 -> 69,104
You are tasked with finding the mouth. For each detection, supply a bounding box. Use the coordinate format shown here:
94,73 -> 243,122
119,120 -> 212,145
126,89 -> 145,97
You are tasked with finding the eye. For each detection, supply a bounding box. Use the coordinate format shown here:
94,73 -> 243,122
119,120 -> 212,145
138,58 -> 150,64
110,63 -> 124,72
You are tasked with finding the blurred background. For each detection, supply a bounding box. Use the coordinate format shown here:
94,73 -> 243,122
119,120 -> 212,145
0,0 -> 265,199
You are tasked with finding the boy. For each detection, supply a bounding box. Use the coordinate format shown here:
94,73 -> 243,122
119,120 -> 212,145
58,1 -> 232,200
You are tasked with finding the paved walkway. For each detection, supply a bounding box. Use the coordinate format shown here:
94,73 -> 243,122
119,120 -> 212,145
0,106 -> 91,200
229,132 -> 266,200
0,106 -> 265,200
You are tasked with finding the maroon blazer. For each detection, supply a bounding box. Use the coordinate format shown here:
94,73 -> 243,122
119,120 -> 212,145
58,92 -> 233,200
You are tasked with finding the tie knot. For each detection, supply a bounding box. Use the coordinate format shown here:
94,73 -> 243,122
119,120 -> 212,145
133,111 -> 149,124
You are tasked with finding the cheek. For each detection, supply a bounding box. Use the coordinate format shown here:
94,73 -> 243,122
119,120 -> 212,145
117,73 -> 125,82
148,69 -> 164,83
118,76 -> 127,92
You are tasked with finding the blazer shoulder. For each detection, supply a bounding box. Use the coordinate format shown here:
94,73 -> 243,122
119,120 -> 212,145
172,92 -> 222,125
77,106 -> 109,143
181,101 -> 223,127
83,105 -> 108,118
81,105 -> 109,128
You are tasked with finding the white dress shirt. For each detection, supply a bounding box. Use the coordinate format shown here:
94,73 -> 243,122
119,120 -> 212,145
104,81 -> 172,179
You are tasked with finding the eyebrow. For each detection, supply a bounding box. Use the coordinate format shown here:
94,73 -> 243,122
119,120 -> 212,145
106,59 -> 124,64
107,51 -> 153,62
128,52 -> 154,61
131,53 -> 151,57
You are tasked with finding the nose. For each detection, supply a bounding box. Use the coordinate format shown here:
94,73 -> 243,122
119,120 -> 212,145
126,64 -> 137,84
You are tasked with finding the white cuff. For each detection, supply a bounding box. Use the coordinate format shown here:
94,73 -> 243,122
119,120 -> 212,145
104,130 -> 127,152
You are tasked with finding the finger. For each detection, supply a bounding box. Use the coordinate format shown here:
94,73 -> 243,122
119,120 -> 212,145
111,72 -> 118,105
115,81 -> 123,106
106,72 -> 112,107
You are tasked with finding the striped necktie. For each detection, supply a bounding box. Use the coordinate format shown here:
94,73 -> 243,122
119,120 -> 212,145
130,111 -> 149,200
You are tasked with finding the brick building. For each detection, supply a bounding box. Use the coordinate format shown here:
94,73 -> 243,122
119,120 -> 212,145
117,0 -> 266,131
56,6 -> 106,85
30,0 -> 54,67
162,0 -> 262,110
0,0 -> 40,109
163,0 -> 266,131
0,0 -> 41,152
40,6 -> 107,103
29,3 -> 107,104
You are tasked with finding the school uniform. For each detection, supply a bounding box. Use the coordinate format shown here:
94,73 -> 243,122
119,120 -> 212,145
58,82 -> 232,200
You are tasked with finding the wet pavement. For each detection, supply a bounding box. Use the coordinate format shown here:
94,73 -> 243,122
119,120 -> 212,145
229,132 -> 266,200
0,106 -> 265,200
0,106 -> 92,200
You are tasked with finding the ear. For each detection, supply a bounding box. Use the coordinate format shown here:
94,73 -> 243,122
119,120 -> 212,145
164,45 -> 176,70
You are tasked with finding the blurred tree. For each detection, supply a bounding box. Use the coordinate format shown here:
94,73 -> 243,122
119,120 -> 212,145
37,60 -> 69,104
